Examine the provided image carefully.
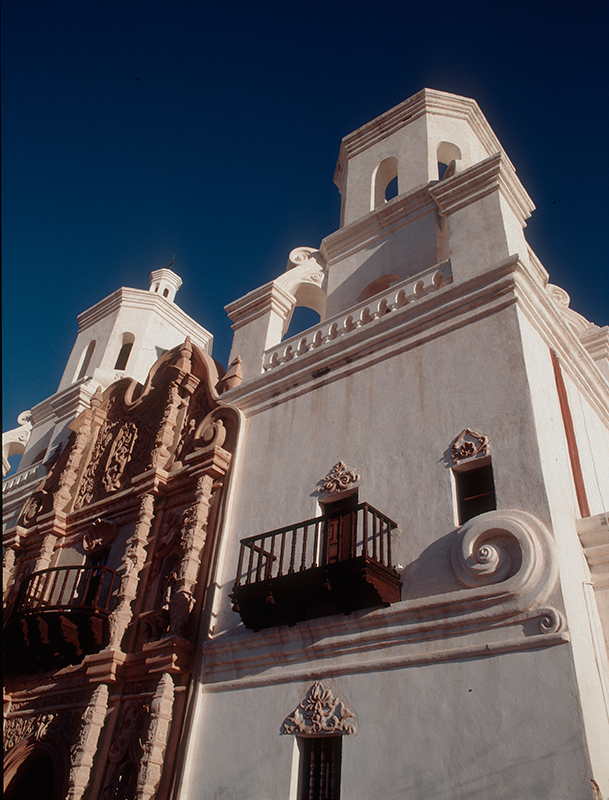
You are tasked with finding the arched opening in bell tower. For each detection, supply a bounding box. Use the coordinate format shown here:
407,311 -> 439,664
371,156 -> 398,210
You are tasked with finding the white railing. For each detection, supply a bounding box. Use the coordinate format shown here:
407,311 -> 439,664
3,463 -> 46,492
263,261 -> 452,372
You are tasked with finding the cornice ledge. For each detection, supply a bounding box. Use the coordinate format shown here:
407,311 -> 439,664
513,270 -> 609,427
225,282 -> 295,329
334,89 -> 512,186
202,627 -> 569,691
320,185 -> 436,264
429,152 -> 535,225
77,287 -> 212,347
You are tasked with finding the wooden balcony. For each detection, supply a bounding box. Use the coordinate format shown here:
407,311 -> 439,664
231,503 -> 402,631
4,565 -> 120,674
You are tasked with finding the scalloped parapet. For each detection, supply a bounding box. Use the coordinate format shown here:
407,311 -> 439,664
263,261 -> 452,372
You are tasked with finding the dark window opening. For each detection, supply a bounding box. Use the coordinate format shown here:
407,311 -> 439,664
299,737 -> 342,800
384,175 -> 398,201
114,342 -> 133,370
455,462 -> 496,524
438,161 -> 449,180
163,288 -> 169,297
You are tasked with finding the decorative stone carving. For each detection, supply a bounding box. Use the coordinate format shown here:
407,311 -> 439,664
450,509 -> 558,613
450,429 -> 489,464
108,702 -> 147,764
281,681 -> 356,736
319,461 -> 360,495
102,422 -> 138,492
66,684 -> 109,800
136,673 -> 175,800
168,474 -> 216,636
107,494 -> 156,650
221,356 -> 243,392
82,519 -> 119,554
4,714 -> 49,751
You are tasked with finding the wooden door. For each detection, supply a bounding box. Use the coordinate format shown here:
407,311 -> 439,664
323,495 -> 357,564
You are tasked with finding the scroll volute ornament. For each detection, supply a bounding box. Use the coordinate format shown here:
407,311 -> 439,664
450,509 -> 560,625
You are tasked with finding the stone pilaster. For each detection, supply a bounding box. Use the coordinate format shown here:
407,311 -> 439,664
53,390 -> 103,511
2,530 -> 23,597
66,683 -> 109,800
32,532 -> 58,573
136,673 -> 175,800
169,473 -> 214,635
107,493 -> 156,650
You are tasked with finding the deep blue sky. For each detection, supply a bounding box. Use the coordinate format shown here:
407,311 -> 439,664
3,0 -> 608,431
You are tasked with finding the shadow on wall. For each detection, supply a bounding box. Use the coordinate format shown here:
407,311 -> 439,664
326,227 -> 441,316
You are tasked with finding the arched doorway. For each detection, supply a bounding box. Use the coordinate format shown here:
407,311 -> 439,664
4,737 -> 69,800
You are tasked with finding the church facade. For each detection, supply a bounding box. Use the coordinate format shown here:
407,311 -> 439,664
3,89 -> 609,800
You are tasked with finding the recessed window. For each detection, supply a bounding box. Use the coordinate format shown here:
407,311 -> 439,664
298,737 -> 342,800
437,161 -> 449,180
454,461 -> 496,524
114,342 -> 133,370
371,156 -> 398,210
76,340 -> 96,381
114,333 -> 135,370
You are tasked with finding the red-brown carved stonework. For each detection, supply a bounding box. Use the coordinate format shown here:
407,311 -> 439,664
4,340 -> 240,800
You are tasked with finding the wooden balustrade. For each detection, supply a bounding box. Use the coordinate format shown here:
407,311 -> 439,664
231,504 -> 401,630
235,503 -> 396,588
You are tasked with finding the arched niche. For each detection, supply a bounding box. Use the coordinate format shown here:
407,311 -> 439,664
114,332 -> 135,370
437,141 -> 462,179
371,156 -> 398,210
4,735 -> 69,800
357,274 -> 400,304
75,339 -> 96,382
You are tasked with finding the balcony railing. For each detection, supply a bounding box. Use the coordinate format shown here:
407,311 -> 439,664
235,503 -> 395,587
232,503 -> 402,630
14,565 -> 120,617
5,565 -> 120,674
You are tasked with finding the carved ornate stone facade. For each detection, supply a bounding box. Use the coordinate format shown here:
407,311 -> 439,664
3,333 -> 240,800
4,90 -> 609,800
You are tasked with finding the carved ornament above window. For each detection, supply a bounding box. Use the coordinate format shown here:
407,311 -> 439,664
451,429 -> 490,464
319,461 -> 360,495
281,681 -> 356,736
